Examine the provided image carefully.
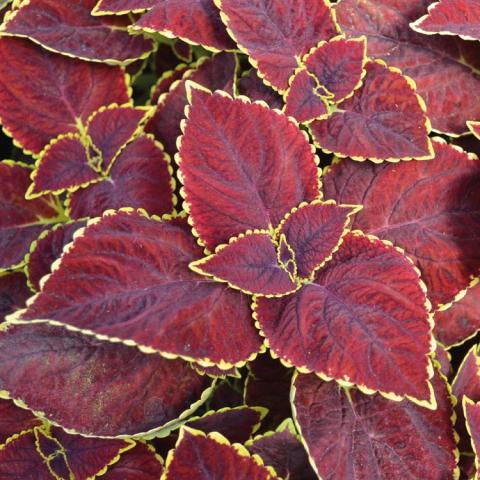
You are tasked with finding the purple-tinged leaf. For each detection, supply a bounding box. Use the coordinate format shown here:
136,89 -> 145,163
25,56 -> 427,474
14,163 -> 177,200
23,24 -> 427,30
92,0 -> 155,15
237,70 -> 283,110
468,120 -> 480,140
463,397 -> 480,477
0,399 -> 41,445
150,64 -> 190,105
172,39 -> 193,62
0,272 -> 31,319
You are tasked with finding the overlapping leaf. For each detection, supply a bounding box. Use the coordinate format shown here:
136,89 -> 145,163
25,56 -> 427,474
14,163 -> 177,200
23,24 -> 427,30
293,371 -> 457,479
0,399 -> 41,444
12,211 -> 262,367
0,0 -> 154,64
237,70 -> 283,110
256,232 -> 434,405
0,37 -> 130,154
335,0 -> 480,135
92,0 -> 155,15
323,138 -> 480,308
178,86 -> 319,250
469,121 -> 480,140
216,0 -> 338,91
309,60 -> 433,161
464,397 -> 480,477
0,272 -> 31,319
150,64 -> 190,106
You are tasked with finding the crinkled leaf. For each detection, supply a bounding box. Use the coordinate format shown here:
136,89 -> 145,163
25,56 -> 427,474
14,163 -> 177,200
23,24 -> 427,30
133,0 -> 235,51
284,69 -> 329,123
335,0 -> 480,135
310,60 -> 432,161
0,0 -> 154,64
87,105 -> 150,172
146,52 -> 236,159
27,221 -> 87,292
179,87 -> 319,250
293,370 -> 457,479
67,135 -> 175,219
237,70 -> 283,110
411,0 -> 480,41
27,134 -> 102,198
92,0 -> 155,15
217,0 -> 338,91
150,64 -> 190,105
323,138 -> 480,308
15,211 -> 262,367
0,322 -> 212,437
191,232 -> 298,296
0,37 -> 130,154
256,232 -> 433,404
304,36 -> 366,103
246,421 -> 316,480
277,201 -> 357,279
0,161 -> 64,270
164,427 -> 278,479
0,399 -> 41,445
0,272 -> 31,319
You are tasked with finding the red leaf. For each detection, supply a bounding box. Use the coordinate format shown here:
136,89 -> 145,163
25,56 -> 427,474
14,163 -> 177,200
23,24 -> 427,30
14,211 -> 262,367
27,221 -> 87,292
246,420 -> 317,480
133,0 -> 235,51
1,0 -> 153,64
0,322 -> 212,437
0,272 -> 31,319
335,0 -> 480,135
322,138 -> 480,308
292,370 -> 457,479
150,64 -> 190,106
163,427 -> 278,479
468,120 -> 480,140
255,232 -> 434,405
237,70 -> 283,110
411,0 -> 480,41
309,60 -> 433,161
304,35 -> 367,103
0,37 -> 130,154
102,443 -> 164,480
276,200 -> 358,279
67,135 -> 175,219
145,52 -> 236,159
284,69 -> 330,124
172,39 -> 193,62
191,232 -> 298,296
464,398 -> 480,473
216,0 -> 338,91
87,105 -> 151,172
179,86 -> 319,250
0,161 -> 64,270
0,399 -> 41,445
92,0 -> 155,15
26,134 -> 102,198
435,280 -> 480,347
435,343 -> 453,380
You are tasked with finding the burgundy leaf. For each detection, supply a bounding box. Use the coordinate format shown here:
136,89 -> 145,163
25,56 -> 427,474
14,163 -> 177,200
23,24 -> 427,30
0,399 -> 41,445
132,0 -> 235,51
464,397 -> 480,475
323,138 -> 480,308
0,37 -> 130,154
293,370 -> 457,479
435,343 -> 453,380
335,0 -> 480,135
304,35 -> 367,103
0,272 -> 31,319
256,232 -> 434,405
310,60 -> 433,161
150,64 -> 190,105
0,322 -> 212,437
0,0 -> 154,64
217,0 -> 338,91
67,135 -> 175,219
172,39 -> 193,62
14,211 -> 262,367
237,70 -> 283,110
468,120 -> 480,140
179,86 -> 319,250
0,161 -> 65,270
92,0 -> 155,15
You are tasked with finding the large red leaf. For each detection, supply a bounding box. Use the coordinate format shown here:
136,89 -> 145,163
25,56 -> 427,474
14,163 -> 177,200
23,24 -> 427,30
411,0 -> 480,41
0,272 -> 31,319
0,322 -> 212,437
92,0 -> 155,15
179,86 -> 319,251
292,370 -> 457,479
322,138 -> 480,308
237,70 -> 283,110
335,0 -> 480,135
309,60 -> 433,162
276,200 -> 359,279
12,211 -> 262,368
163,427 -> 278,479
0,399 -> 41,445
26,134 -> 102,198
132,0 -> 235,51
0,37 -> 130,154
0,0 -> 154,64
435,279 -> 480,347
216,0 -> 338,91
66,135 -> 175,219
0,161 -> 65,270
146,52 -> 236,159
464,397 -> 480,477
304,35 -> 367,103
191,232 -> 298,296
255,232 -> 434,405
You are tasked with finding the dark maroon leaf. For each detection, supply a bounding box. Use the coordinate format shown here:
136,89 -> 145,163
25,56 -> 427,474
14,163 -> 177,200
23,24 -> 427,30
237,70 -> 283,110
92,0 -> 155,15
0,399 -> 41,445
150,64 -> 190,105
0,272 -> 31,320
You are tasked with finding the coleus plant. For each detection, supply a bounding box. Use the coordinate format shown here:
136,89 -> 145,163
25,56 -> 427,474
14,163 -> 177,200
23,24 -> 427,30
0,0 -> 479,478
